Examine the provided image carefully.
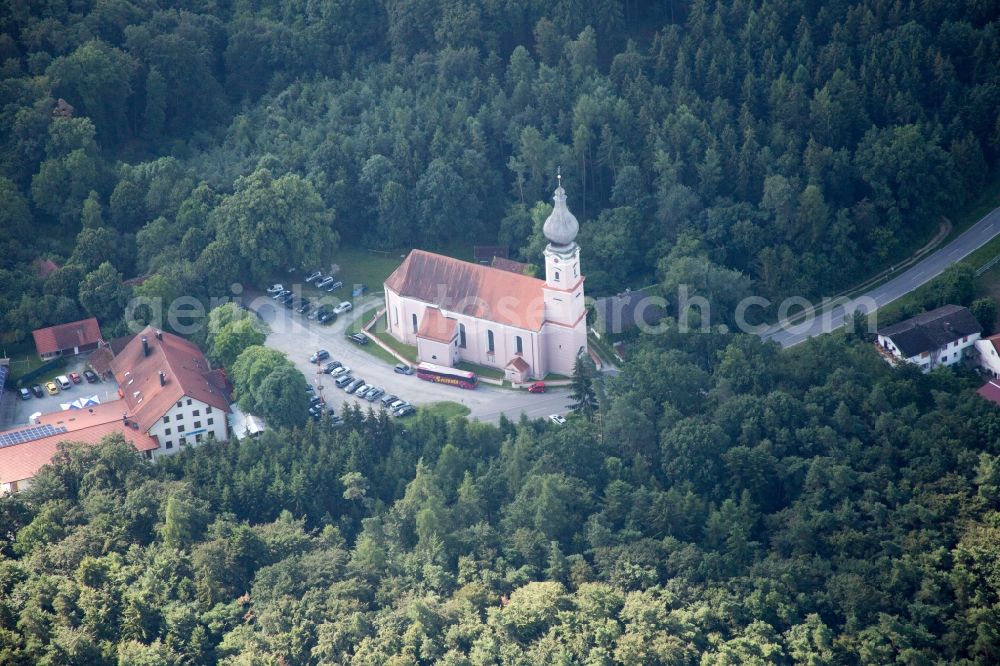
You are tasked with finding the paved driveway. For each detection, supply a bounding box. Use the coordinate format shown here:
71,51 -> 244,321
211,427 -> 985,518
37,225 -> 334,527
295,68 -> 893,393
245,290 -> 573,424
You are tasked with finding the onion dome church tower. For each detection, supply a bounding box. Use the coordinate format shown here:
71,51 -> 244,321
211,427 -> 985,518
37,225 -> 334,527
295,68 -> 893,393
541,170 -> 588,374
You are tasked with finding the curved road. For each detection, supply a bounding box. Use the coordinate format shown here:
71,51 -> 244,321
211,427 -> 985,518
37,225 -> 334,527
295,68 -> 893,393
762,204 -> 1000,348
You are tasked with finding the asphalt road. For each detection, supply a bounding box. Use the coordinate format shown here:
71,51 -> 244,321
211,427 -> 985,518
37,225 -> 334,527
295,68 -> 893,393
245,289 -> 574,424
761,205 -> 1000,348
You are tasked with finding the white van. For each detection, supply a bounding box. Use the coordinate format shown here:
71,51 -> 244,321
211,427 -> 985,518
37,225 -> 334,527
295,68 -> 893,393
55,375 -> 72,390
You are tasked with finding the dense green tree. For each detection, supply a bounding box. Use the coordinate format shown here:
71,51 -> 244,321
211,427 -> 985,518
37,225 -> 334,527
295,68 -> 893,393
78,261 -> 129,322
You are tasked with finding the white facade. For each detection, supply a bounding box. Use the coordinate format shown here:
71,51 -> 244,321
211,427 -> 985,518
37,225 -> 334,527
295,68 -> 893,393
877,331 -> 979,372
976,337 -> 1000,378
146,395 -> 228,459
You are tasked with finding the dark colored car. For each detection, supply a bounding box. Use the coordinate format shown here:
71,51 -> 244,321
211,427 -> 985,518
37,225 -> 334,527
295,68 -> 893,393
309,349 -> 330,363
394,363 -> 413,375
528,382 -> 546,393
319,311 -> 337,324
323,361 -> 342,374
83,370 -> 99,383
393,405 -> 416,417
31,384 -> 45,398
349,333 -> 368,345
309,395 -> 324,407
325,280 -> 343,292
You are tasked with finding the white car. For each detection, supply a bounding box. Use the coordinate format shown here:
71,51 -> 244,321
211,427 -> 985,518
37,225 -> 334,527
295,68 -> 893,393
388,399 -> 408,411
305,271 -> 323,283
333,301 -> 352,314
267,284 -> 284,294
316,276 -> 335,288
330,366 -> 350,377
549,414 -> 567,425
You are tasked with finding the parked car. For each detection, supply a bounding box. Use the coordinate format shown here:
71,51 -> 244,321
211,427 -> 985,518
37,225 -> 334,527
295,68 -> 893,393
528,382 -> 546,393
325,280 -> 343,292
83,370 -> 98,383
305,383 -> 314,393
305,270 -> 323,283
296,301 -> 311,314
335,374 -> 354,388
309,349 -> 330,363
352,383 -> 372,396
388,399 -> 408,411
55,375 -> 72,390
549,414 -> 567,425
68,372 -> 82,384
279,292 -> 294,303
380,393 -> 398,407
365,387 -> 384,402
331,366 -> 350,377
31,384 -> 44,398
19,387 -> 31,400
272,289 -> 290,300
323,361 -> 342,374
267,284 -> 284,294
394,363 -> 413,375
308,306 -> 324,320
45,381 -> 60,395
316,276 -> 335,288
393,405 -> 416,417
333,301 -> 352,314
345,378 -> 364,393
309,395 -> 324,407
349,333 -> 368,345
319,311 -> 337,324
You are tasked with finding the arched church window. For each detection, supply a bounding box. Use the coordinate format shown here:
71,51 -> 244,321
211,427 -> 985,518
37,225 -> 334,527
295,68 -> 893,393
412,313 -> 417,333
515,336 -> 523,354
554,270 -> 560,282
459,323 -> 467,348
487,330 -> 495,353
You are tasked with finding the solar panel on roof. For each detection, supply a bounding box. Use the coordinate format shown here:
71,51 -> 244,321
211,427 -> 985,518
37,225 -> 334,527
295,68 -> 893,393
0,424 -> 68,449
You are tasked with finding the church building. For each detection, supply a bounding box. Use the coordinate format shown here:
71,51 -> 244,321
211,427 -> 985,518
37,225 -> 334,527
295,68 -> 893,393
383,177 -> 588,382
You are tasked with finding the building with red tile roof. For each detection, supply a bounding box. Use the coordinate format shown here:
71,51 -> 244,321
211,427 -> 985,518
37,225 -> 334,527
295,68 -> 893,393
384,178 -> 588,381
977,380 -> 1000,407
110,326 -> 230,456
32,317 -> 103,360
0,404 -> 159,494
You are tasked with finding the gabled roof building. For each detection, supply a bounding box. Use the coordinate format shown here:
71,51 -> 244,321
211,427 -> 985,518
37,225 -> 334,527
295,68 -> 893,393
383,176 -> 588,382
876,305 -> 981,372
32,317 -> 103,360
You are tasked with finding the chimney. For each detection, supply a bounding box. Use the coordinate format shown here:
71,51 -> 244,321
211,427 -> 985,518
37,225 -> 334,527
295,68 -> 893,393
141,336 -> 149,356
122,412 -> 128,425
159,371 -> 166,387
155,329 -> 163,341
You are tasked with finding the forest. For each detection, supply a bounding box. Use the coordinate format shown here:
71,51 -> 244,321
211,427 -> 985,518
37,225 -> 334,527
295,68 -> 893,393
3,330 -> 1000,663
3,0 -> 1000,663
2,0 -> 1000,341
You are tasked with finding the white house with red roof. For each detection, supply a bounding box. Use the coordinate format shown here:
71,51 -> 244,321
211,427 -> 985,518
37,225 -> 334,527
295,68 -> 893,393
975,333 -> 1000,378
383,176 -> 588,382
110,327 -> 230,458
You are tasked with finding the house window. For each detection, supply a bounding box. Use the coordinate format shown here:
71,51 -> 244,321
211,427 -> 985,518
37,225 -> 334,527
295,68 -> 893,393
194,421 -> 201,429
963,336 -> 968,343
554,270 -> 560,282
165,428 -> 171,435
412,313 -> 418,333
206,406 -> 212,414
176,401 -> 182,408
179,437 -> 186,446
186,398 -> 192,406
394,307 -> 399,326
208,418 -> 214,425
162,416 -> 169,423
487,330 -> 495,353
165,441 -> 173,449
196,434 -> 203,443
193,410 -> 200,416
178,425 -> 185,433
516,336 -> 523,354
459,323 -> 466,348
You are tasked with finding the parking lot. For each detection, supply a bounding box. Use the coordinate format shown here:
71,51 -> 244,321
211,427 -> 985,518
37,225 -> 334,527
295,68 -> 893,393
3,355 -> 118,429
246,287 -> 573,424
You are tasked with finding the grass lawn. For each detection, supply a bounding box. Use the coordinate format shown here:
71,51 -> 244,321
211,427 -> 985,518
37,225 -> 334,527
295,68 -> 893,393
420,401 -> 471,420
455,360 -> 505,381
2,339 -> 51,385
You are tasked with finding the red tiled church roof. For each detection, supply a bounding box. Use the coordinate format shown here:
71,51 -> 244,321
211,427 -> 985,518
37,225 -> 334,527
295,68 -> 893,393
32,317 -> 102,356
385,250 -> 547,331
417,307 -> 458,343
110,327 -> 230,432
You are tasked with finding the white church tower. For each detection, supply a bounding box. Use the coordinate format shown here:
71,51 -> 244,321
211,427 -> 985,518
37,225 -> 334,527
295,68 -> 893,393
540,170 -> 588,376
